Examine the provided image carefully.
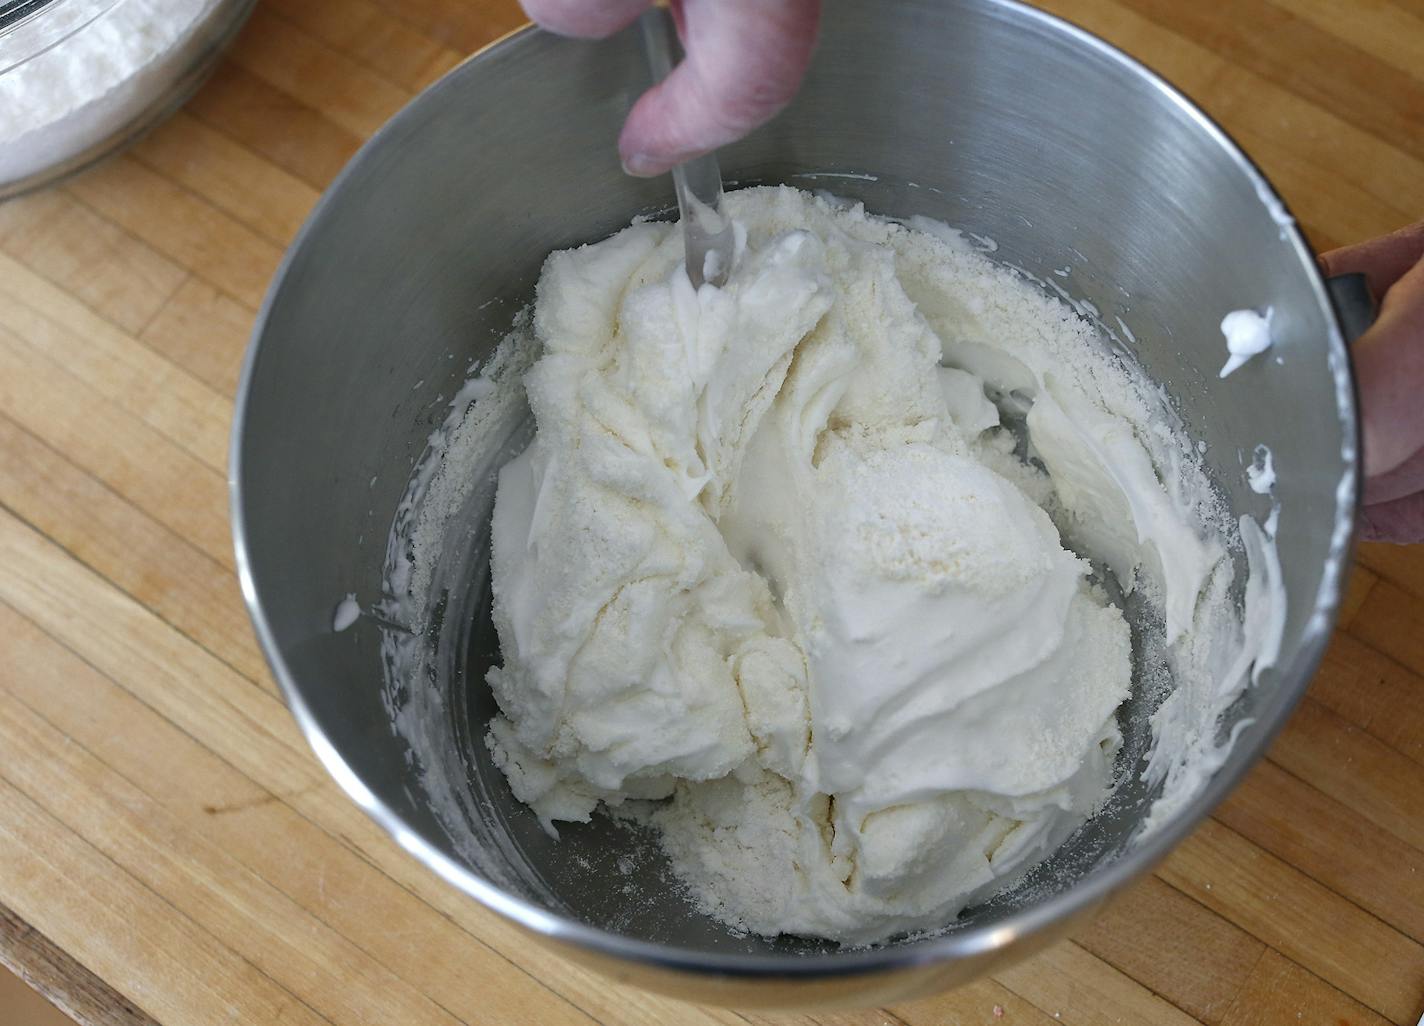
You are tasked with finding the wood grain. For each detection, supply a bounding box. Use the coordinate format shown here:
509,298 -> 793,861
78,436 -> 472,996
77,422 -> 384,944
1075,876 -> 1264,1025
0,253 -> 232,472
0,191 -> 186,336
264,0 -> 464,92
1357,539 -> 1424,601
1159,821 -> 1424,1024
66,156 -> 283,310
139,276 -> 254,397
1309,632 -> 1424,766
0,903 -> 160,1026
186,63 -> 365,189
1218,949 -> 1393,1026
1,1 -> 1423,1024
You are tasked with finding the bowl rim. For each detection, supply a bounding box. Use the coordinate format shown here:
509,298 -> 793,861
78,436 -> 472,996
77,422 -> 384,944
230,0 -> 1361,979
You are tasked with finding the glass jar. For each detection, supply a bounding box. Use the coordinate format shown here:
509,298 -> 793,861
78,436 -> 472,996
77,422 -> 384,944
0,0 -> 256,197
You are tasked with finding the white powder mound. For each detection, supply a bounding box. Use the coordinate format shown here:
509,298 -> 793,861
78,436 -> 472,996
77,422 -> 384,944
385,186 -> 1287,946
0,0 -> 225,188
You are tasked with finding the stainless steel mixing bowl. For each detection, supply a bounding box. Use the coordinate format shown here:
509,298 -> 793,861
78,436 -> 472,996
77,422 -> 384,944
231,0 -> 1359,1007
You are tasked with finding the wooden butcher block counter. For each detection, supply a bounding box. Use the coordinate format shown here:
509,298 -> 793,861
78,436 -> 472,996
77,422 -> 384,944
0,1 -> 1421,1024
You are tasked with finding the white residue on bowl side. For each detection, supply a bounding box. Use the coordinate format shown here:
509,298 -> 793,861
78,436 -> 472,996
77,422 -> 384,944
333,592 -> 361,632
1219,307 -> 1274,378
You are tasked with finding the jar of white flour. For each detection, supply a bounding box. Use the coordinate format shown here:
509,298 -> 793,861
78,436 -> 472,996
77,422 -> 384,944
0,0 -> 255,197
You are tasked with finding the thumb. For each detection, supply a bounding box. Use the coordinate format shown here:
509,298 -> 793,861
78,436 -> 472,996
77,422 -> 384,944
1320,221 -> 1424,303
619,0 -> 821,175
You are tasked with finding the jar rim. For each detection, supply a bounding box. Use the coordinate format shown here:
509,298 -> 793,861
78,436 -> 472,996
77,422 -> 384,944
0,0 -> 126,76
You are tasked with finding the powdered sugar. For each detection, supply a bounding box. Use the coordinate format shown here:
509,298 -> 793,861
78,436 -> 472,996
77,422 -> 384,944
0,0 -> 239,190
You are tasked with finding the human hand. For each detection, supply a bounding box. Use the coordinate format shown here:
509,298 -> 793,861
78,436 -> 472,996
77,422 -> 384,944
1320,221 -> 1424,543
519,0 -> 820,176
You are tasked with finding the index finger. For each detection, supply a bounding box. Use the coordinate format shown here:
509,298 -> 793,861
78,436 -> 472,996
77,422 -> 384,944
619,0 -> 821,175
1320,221 -> 1424,303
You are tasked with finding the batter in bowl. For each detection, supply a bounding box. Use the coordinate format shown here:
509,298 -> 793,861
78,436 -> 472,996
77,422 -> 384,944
482,186 -> 1233,943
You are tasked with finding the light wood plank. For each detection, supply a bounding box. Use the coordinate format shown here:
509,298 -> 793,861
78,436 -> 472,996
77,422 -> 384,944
1216,758 -> 1424,944
1265,0 -> 1424,87
736,970 -> 1098,1024
1222,118 -> 1418,247
666,1004 -> 884,1026
0,694 -> 572,1026
0,602 -> 282,822
1218,949 -> 1392,1026
0,190 -> 186,337
994,941 -> 1201,1026
1159,819 -> 1424,1024
0,777 -> 330,1026
265,0 -> 463,92
1391,0 -> 1424,25
0,509 -> 310,773
1350,579 -> 1424,679
1268,698 -> 1424,860
187,61 -> 365,190
140,275 -> 255,399
0,326 -> 233,569
891,981 -> 1063,1026
1203,58 -> 1424,224
0,903 -> 160,1026
1309,631 -> 1424,766
66,155 -> 283,311
738,986 -> 1046,1025
0,413 -> 270,687
0,252 -> 231,474
131,110 -> 321,247
225,6 -> 412,138
1075,875 -> 1263,1025
380,0 -> 526,53
1355,539 -> 1424,602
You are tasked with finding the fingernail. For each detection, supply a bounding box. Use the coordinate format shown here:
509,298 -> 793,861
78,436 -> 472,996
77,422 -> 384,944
621,152 -> 662,177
